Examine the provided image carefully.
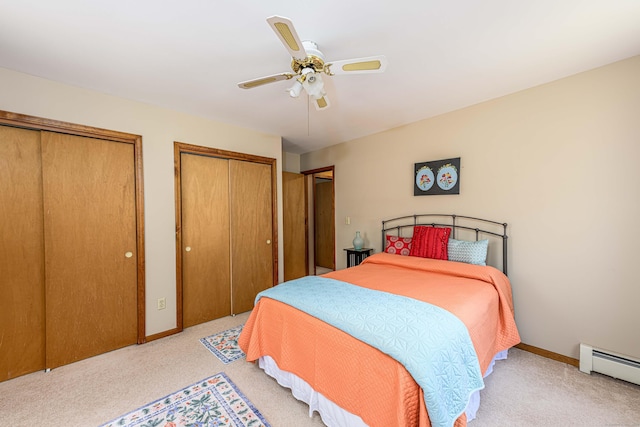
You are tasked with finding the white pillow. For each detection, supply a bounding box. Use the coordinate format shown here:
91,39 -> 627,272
448,238 -> 488,266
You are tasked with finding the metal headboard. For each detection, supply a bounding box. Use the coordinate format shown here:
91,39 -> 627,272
381,214 -> 509,275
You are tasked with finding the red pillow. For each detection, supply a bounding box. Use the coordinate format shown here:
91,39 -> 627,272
409,226 -> 451,260
384,235 -> 412,256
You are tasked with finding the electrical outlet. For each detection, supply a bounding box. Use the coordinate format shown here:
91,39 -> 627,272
346,216 -> 351,225
157,297 -> 166,310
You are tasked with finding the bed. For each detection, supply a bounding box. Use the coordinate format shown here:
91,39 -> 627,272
238,214 -> 521,427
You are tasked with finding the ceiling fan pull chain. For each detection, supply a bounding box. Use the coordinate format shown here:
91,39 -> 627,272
307,95 -> 310,137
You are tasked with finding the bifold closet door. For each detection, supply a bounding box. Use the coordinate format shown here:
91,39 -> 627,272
230,160 -> 273,314
181,153 -> 231,327
41,132 -> 138,369
0,126 -> 45,381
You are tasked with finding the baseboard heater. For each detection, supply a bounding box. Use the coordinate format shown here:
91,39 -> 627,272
579,343 -> 640,386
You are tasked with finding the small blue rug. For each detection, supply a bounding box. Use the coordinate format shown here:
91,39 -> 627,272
200,325 -> 245,364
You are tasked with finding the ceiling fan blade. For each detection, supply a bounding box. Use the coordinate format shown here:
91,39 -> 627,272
326,55 -> 388,75
238,73 -> 296,89
266,15 -> 308,61
314,95 -> 330,111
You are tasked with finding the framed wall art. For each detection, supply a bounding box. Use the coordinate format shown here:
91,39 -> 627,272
414,157 -> 460,196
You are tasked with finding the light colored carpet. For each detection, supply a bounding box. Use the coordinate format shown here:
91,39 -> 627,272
0,312 -> 638,426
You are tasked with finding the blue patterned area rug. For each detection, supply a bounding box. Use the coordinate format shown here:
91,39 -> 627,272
200,325 -> 245,364
100,372 -> 270,427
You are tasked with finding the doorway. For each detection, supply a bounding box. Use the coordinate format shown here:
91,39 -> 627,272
303,166 -> 335,275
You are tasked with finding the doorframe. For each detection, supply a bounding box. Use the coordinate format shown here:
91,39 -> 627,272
301,165 -> 335,275
173,142 -> 278,332
0,110 -> 147,344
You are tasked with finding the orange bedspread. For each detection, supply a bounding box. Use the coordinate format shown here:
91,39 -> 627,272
239,253 -> 520,427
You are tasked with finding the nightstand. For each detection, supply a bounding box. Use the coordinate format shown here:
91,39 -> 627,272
344,248 -> 373,267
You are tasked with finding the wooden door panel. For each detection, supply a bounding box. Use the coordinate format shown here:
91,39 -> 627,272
181,153 -> 231,327
42,132 -> 138,369
0,126 -> 45,381
315,181 -> 335,269
230,160 -> 273,314
283,172 -> 307,281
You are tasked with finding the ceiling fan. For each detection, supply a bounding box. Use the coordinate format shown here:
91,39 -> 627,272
238,15 -> 388,111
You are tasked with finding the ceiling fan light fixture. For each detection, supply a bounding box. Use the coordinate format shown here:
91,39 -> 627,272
288,80 -> 304,98
302,71 -> 325,99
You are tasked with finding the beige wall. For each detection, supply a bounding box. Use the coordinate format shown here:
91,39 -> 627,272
0,67 -> 284,337
282,151 -> 301,173
301,56 -> 640,360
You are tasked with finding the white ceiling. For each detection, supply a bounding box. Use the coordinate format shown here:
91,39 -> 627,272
1,1 -> 639,154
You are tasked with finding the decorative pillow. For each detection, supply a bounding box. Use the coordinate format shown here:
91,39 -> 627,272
384,235 -> 412,256
448,238 -> 489,266
409,226 -> 451,260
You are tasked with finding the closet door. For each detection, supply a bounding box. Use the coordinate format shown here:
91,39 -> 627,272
283,172 -> 307,281
230,160 -> 274,314
0,126 -> 45,381
315,180 -> 335,269
181,153 -> 231,327
41,132 -> 138,369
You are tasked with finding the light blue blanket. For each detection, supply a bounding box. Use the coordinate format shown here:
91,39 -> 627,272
255,276 -> 484,427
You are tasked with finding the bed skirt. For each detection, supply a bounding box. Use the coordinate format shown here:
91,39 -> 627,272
258,349 -> 508,426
